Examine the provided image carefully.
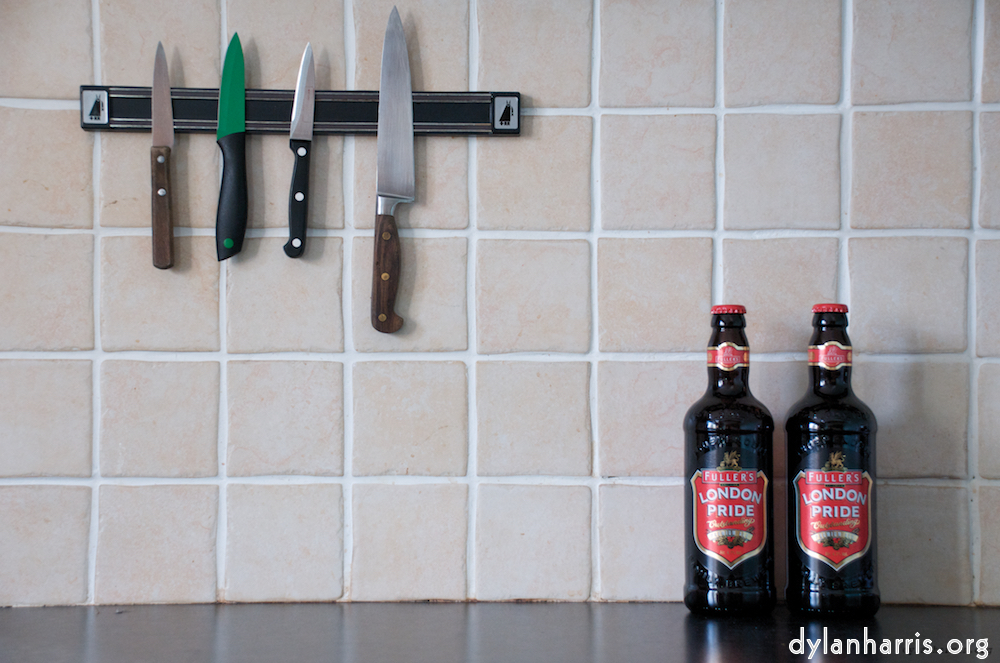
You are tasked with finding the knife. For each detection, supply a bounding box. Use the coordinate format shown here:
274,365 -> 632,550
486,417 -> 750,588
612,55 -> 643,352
372,6 -> 414,333
151,42 -> 174,269
216,33 -> 248,261
284,43 -> 315,258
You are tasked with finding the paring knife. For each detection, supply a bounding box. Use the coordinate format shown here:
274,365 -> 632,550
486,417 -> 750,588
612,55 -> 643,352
151,42 -> 174,269
216,33 -> 248,261
285,43 -> 315,258
372,6 -> 414,333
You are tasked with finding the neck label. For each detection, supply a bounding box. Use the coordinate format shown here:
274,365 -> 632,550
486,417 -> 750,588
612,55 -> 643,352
707,342 -> 749,371
808,341 -> 852,370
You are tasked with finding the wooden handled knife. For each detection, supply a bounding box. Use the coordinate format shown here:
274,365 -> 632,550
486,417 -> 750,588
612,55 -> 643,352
151,42 -> 174,269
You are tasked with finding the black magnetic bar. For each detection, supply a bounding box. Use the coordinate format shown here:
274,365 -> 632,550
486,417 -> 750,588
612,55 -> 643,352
81,86 -> 519,136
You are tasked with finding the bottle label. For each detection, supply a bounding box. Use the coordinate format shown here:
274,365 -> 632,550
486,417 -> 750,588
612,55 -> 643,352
808,341 -> 852,370
690,454 -> 768,569
707,342 -> 749,371
793,454 -> 873,570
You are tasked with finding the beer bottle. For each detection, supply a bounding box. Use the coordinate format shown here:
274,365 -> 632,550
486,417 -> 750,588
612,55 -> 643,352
786,304 -> 879,615
684,305 -> 775,614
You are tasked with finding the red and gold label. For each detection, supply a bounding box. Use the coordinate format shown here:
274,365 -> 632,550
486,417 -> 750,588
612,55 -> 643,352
793,461 -> 873,570
707,342 -> 749,371
691,468 -> 768,568
808,341 -> 852,370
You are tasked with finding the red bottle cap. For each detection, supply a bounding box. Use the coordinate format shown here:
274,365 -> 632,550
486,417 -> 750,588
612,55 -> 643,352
711,305 -> 746,315
812,303 -> 848,313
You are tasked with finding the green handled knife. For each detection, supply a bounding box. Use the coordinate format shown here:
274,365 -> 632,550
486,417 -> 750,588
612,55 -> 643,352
216,33 -> 247,261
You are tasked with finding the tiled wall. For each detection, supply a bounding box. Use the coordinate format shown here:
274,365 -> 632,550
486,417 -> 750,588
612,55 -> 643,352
1,0 -> 998,606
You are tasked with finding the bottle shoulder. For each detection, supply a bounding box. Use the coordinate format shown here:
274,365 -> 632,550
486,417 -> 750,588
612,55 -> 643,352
685,393 -> 775,433
785,392 -> 877,434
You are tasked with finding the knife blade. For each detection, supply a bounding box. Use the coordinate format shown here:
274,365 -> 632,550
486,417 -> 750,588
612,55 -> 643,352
372,6 -> 414,333
216,33 -> 248,261
151,42 -> 174,269
285,43 -> 315,258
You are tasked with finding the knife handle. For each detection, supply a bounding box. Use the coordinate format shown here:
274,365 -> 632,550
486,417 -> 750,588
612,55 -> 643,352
151,146 -> 174,269
372,214 -> 404,333
216,131 -> 248,261
284,139 -> 311,258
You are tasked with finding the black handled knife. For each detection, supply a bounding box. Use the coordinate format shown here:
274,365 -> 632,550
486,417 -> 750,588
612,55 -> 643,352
285,43 -> 315,258
216,33 -> 247,261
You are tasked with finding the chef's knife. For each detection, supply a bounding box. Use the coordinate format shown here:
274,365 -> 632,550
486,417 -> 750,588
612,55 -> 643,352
284,43 -> 315,258
151,42 -> 174,269
216,33 -> 248,261
372,6 -> 414,333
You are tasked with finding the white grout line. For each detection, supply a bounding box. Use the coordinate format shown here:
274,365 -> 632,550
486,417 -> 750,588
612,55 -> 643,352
465,0 -> 480,601
711,0 -> 726,306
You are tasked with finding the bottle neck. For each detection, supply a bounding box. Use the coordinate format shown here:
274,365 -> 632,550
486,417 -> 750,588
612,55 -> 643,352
707,322 -> 750,397
809,313 -> 853,396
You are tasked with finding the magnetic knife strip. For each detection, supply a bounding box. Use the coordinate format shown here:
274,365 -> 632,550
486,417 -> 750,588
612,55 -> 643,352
79,86 -> 521,136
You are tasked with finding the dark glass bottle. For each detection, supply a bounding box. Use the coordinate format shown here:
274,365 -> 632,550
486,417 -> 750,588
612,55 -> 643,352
785,304 -> 879,616
684,305 -> 775,614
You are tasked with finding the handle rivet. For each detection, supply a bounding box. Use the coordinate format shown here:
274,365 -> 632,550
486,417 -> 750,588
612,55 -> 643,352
297,147 -> 307,157
378,314 -> 387,322
292,238 -> 302,248
381,272 -> 390,281
382,232 -> 391,240
157,188 -> 167,197
157,155 -> 165,164
295,192 -> 304,202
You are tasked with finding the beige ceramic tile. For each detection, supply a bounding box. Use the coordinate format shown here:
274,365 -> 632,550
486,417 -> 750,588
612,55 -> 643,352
100,361 -> 219,478
100,0 -> 220,87
724,0 -> 840,106
477,240 -> 590,353
600,0 -> 715,107
598,485 -> 683,601
353,362 -> 468,476
980,365 -> 1000,479
228,361 -> 343,477
478,0 -> 591,108
100,235 -> 219,352
246,135 -> 344,231
601,115 -> 715,230
748,361 -> 809,479
723,239 -> 839,353
228,0 -> 344,90
1,0 -> 92,98
352,484 -> 467,601
853,0 -> 972,104
849,237 -> 968,353
598,361 -> 703,477
354,136 -> 468,230
981,486 -> 1000,605
853,361 -> 968,479
978,241 -> 1000,355
476,485 -> 591,600
227,237 -> 343,353
351,237 -> 467,352
477,116 -> 591,231
986,1 -> 1000,103
0,109 -> 93,228
0,360 -> 92,477
354,0 -> 468,91
96,485 -> 218,604
724,114 -> 840,230
477,362 -> 591,476
598,238 -> 713,352
100,133 -> 220,229
0,486 -> 91,606
225,484 -> 343,602
878,484 -> 972,605
0,233 -> 94,351
980,114 -> 1000,229
852,112 -> 972,229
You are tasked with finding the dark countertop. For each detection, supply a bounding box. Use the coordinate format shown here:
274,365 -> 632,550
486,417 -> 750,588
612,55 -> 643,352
0,602 -> 996,663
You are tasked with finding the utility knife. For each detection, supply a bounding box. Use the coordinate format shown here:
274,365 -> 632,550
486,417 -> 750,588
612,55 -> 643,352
372,6 -> 414,333
285,43 -> 315,258
216,33 -> 248,261
151,42 -> 174,269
